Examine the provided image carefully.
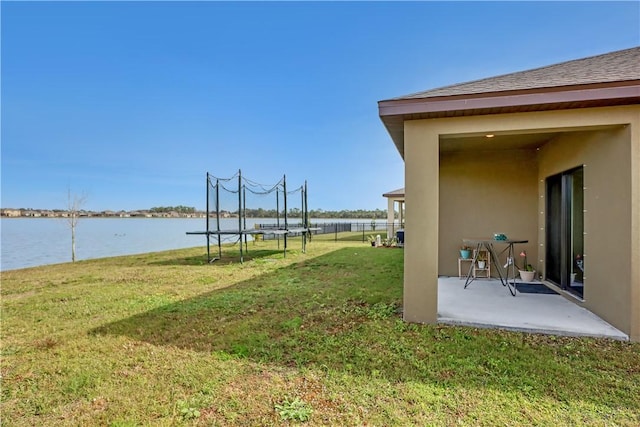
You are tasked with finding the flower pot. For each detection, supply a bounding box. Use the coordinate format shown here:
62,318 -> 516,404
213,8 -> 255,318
477,260 -> 486,269
460,249 -> 471,259
519,270 -> 536,282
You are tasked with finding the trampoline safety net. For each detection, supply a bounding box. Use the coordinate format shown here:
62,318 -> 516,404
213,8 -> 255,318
186,169 -> 312,263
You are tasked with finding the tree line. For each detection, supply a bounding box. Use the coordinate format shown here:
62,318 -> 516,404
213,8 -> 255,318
242,208 -> 390,219
149,206 -> 196,213
147,206 -> 391,218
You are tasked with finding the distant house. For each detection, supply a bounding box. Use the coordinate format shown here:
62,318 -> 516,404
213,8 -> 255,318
1,209 -> 22,217
382,188 -> 405,238
378,47 -> 640,341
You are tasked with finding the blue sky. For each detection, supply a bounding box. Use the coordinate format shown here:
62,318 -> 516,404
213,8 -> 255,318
2,1 -> 638,212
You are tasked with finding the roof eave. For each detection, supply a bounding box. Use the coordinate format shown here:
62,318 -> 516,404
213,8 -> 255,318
383,188 -> 405,198
378,82 -> 640,158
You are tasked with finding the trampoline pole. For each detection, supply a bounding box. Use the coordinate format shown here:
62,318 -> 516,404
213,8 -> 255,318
276,188 -> 280,250
216,178 -> 221,260
206,173 -> 210,262
238,170 -> 243,263
243,186 -> 248,254
283,174 -> 288,257
305,181 -> 309,248
301,184 -> 305,253
305,181 -> 311,243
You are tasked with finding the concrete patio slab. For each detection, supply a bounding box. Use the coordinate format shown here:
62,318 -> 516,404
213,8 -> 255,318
438,277 -> 628,340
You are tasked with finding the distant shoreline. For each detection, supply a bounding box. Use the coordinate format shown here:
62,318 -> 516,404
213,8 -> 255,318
0,214 -> 219,219
0,215 -> 387,223
1,208 -> 390,221
0,216 -> 389,221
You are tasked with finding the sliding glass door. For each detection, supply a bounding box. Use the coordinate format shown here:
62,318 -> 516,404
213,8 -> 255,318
545,167 -> 584,297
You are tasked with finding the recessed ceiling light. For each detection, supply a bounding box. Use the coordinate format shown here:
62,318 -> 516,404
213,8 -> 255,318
485,134 -> 495,138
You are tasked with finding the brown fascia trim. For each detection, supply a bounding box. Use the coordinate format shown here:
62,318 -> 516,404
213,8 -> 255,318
378,82 -> 640,117
382,190 -> 405,198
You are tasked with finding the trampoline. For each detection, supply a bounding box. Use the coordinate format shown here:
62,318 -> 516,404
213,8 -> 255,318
186,170 -> 313,263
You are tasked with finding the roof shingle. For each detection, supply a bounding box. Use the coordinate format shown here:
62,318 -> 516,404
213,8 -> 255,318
392,46 -> 640,100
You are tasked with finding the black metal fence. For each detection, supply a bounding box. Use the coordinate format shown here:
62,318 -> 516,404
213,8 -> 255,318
256,222 -> 404,243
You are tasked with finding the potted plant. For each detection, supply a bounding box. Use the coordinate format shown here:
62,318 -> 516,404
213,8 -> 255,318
460,245 -> 472,259
476,251 -> 488,269
367,235 -> 377,247
519,250 -> 536,282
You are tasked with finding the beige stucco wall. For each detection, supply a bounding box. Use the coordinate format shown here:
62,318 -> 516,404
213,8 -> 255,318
403,124 -> 439,324
538,127 -> 632,335
439,149 -> 539,277
402,105 -> 639,341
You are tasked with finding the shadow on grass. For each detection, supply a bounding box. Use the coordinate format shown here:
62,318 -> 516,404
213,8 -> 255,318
91,247 -> 639,410
149,248 -> 287,266
92,246 -> 403,361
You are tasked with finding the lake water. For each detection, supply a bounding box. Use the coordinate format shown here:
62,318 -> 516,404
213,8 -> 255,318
0,218 -> 390,271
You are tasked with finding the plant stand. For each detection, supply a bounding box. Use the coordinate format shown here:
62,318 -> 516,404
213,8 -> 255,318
458,258 -> 474,278
458,249 -> 490,279
474,249 -> 491,279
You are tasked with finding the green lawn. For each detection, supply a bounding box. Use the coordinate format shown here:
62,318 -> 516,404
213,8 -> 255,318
2,240 -> 639,426
290,229 -> 388,243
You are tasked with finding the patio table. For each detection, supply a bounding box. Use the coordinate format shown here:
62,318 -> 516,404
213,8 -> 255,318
462,238 -> 528,296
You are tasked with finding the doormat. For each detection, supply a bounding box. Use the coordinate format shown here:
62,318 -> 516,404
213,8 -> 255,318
516,283 -> 559,295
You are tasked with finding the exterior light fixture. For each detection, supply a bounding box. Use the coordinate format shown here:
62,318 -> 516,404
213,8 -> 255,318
485,134 -> 495,138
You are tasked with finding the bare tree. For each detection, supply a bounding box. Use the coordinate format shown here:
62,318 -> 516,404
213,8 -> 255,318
66,188 -> 88,262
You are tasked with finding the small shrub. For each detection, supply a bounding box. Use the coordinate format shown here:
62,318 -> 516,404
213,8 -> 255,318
274,396 -> 312,422
177,400 -> 201,420
231,344 -> 250,358
365,302 -> 398,320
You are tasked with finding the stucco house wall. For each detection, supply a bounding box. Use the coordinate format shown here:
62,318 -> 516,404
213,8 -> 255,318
538,125 -> 633,334
439,148 -> 538,277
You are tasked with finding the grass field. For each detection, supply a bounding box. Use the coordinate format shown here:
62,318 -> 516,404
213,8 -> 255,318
2,239 -> 639,425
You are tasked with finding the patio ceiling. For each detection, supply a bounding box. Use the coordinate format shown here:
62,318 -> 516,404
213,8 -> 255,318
440,132 -> 560,153
439,123 -> 626,153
